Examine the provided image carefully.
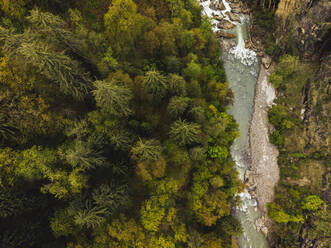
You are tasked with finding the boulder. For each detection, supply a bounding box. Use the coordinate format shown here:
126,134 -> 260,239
217,1 -> 226,11
229,2 -> 241,8
216,30 -> 236,39
262,56 -> 272,69
245,40 -> 253,49
209,1 -> 217,11
225,11 -> 241,22
217,19 -> 235,29
214,14 -> 225,21
257,51 -> 264,57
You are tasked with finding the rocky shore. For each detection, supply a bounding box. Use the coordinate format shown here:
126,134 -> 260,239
248,61 -> 279,238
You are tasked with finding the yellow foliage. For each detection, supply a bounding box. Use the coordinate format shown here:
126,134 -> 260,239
203,233 -> 223,248
0,0 -> 30,19
108,214 -> 146,247
0,57 -> 36,92
0,148 -> 17,188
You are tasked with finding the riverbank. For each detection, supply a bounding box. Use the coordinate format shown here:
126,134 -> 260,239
248,60 -> 279,238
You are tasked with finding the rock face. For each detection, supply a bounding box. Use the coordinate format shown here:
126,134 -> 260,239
275,0 -> 300,19
216,30 -> 236,39
217,19 -> 235,29
275,0 -> 331,59
262,56 -> 272,69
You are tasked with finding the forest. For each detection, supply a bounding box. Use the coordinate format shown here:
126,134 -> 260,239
0,0 -> 243,247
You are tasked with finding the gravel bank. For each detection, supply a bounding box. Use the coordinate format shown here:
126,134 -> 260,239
248,61 -> 279,237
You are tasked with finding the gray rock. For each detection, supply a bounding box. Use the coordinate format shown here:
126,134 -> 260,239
225,11 -> 241,22
262,56 -> 272,69
216,30 -> 236,39
217,19 -> 235,29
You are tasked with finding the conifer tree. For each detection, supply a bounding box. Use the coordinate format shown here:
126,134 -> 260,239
65,141 -> 106,171
142,70 -> 168,99
93,79 -> 133,117
169,119 -> 201,146
26,8 -> 88,58
167,96 -> 190,118
131,139 -> 162,162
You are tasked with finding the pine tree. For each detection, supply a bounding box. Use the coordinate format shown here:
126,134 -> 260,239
169,119 -> 201,146
93,79 -> 133,117
168,73 -> 187,96
65,141 -> 106,171
0,26 -> 92,100
167,96 -> 190,118
26,8 -> 88,57
131,139 -> 162,162
73,200 -> 107,229
142,70 -> 168,99
92,184 -> 129,216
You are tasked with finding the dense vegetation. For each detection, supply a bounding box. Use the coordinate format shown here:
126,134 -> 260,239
245,0 -> 330,247
0,0 -> 243,247
267,54 -> 330,248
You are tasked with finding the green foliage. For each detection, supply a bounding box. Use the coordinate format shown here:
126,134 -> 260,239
73,202 -> 107,229
168,73 -> 187,96
104,0 -> 151,55
169,119 -> 201,146
65,141 -> 106,171
143,70 -> 168,99
140,198 -> 165,232
199,16 -> 213,41
276,54 -> 299,77
208,145 -> 228,159
131,139 -> 162,162
269,72 -> 283,88
0,1 -> 242,247
183,59 -> 201,80
93,79 -> 133,117
167,96 -> 190,118
165,56 -> 182,73
301,195 -> 324,211
0,115 -> 15,145
189,146 -> 207,162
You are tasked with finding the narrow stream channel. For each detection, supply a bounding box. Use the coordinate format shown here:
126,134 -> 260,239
199,1 -> 270,247
225,21 -> 269,248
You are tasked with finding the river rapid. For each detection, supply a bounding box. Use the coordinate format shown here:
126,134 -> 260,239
199,1 -> 272,247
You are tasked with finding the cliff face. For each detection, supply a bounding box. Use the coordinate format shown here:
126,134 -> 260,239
275,0 -> 331,59
275,0 -> 300,18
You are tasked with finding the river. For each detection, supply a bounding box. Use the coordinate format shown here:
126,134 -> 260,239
199,1 -> 270,247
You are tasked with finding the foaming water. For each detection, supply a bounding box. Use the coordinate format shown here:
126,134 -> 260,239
229,19 -> 257,66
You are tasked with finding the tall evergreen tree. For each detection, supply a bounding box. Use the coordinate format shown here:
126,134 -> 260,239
169,119 -> 201,146
93,79 -> 133,117
142,70 -> 168,99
